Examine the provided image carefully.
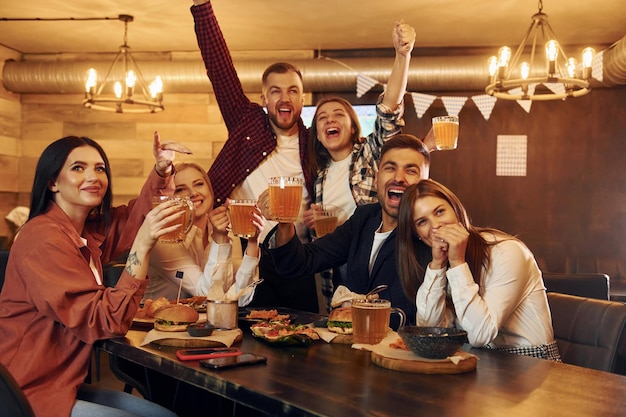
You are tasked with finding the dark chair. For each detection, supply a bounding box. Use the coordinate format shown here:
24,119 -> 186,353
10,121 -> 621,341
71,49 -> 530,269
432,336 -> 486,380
547,292 -> 626,374
0,250 -> 9,292
543,272 -> 610,300
0,362 -> 35,417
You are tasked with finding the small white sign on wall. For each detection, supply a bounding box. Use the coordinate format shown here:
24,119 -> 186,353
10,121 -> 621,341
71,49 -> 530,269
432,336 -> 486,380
496,135 -> 527,176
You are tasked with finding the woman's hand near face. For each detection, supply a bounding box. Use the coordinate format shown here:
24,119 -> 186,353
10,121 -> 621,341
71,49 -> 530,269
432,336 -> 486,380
152,130 -> 193,177
125,200 -> 184,279
432,222 -> 469,268
209,205 -> 230,244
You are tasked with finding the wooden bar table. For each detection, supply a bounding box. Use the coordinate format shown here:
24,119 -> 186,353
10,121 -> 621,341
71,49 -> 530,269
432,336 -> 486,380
98,323 -> 626,417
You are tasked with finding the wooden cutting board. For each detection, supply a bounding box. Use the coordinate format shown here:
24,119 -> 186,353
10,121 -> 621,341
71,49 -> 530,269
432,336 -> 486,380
371,350 -> 477,374
151,328 -> 243,347
330,334 -> 353,344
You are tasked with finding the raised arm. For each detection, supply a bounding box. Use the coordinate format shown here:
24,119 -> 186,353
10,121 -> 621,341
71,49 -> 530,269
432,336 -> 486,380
381,20 -> 416,111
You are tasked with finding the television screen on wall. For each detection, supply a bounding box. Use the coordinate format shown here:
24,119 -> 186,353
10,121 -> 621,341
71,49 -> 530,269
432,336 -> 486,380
300,104 -> 377,137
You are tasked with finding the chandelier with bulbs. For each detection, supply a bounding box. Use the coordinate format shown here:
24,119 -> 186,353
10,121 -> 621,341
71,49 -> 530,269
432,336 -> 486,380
485,0 -> 595,101
83,15 -> 164,113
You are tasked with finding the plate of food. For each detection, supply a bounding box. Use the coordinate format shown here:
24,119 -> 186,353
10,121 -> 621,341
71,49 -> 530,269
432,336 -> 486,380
238,308 -> 297,326
133,296 -> 206,330
250,320 -> 320,346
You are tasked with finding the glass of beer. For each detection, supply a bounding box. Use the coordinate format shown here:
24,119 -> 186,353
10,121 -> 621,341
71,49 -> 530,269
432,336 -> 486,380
313,204 -> 339,237
268,177 -> 303,222
229,199 -> 258,238
152,195 -> 195,243
432,115 -> 459,150
351,298 -> 406,344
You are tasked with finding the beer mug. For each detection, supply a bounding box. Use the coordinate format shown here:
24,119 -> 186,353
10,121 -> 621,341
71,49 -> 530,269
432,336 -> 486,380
152,195 -> 195,243
351,298 -> 406,344
268,176 -> 303,222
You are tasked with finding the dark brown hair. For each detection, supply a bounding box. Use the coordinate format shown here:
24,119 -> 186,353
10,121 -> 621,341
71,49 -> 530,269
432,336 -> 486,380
261,62 -> 303,86
396,179 -> 511,300
308,96 -> 362,175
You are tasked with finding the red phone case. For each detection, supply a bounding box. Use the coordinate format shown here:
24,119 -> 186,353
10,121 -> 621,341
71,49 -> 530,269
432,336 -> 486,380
176,347 -> 242,361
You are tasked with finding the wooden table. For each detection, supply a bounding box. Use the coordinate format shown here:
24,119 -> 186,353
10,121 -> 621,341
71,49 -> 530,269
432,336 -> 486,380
98,316 -> 626,417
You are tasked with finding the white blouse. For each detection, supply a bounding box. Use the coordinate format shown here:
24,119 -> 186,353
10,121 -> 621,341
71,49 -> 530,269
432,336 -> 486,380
415,236 -> 554,348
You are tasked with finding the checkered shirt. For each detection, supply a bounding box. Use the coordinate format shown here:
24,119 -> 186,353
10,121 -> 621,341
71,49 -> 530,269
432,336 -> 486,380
192,2 -> 314,206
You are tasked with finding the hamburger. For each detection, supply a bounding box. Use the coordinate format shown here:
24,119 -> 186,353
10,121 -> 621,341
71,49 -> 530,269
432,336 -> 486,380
327,307 -> 353,334
153,304 -> 200,332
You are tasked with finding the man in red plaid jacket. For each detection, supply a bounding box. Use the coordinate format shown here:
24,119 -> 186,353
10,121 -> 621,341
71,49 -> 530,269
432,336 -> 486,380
190,0 -> 319,313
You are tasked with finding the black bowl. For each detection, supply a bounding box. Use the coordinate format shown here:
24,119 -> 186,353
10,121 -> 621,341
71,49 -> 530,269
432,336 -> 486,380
187,322 -> 216,337
398,326 -> 468,359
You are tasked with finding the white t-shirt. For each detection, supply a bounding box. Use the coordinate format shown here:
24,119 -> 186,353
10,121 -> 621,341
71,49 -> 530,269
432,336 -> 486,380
322,155 -> 357,225
369,227 -> 393,274
231,132 -> 310,242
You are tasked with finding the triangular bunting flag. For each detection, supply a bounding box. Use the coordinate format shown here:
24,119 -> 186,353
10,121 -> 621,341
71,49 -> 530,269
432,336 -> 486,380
517,100 -> 532,113
509,87 -> 533,113
592,50 -> 604,82
440,96 -> 468,117
356,74 -> 379,98
544,82 -> 566,96
471,94 -> 498,121
410,92 -> 437,118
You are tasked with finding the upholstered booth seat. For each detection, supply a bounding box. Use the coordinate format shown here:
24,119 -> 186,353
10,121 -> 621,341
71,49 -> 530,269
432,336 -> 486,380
543,272 -> 610,300
547,292 -> 626,374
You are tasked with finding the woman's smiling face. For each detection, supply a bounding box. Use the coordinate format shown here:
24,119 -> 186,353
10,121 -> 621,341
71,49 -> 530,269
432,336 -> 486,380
412,195 -> 458,246
173,166 -> 213,219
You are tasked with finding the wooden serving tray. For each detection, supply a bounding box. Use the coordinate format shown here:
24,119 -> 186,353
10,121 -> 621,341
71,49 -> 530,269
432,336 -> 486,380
371,350 -> 477,374
330,334 -> 353,344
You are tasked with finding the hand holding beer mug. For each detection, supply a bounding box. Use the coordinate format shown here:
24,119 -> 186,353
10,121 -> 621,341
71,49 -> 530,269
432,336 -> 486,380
312,204 -> 340,237
432,115 -> 459,150
268,176 -> 303,222
152,196 -> 195,243
351,298 -> 406,344
228,199 -> 258,238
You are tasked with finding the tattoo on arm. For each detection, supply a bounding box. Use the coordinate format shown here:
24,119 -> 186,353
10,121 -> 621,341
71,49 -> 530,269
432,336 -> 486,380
124,251 -> 141,278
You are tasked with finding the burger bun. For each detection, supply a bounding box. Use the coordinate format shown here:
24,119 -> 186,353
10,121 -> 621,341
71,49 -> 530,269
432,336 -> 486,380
153,304 -> 200,332
327,307 -> 353,334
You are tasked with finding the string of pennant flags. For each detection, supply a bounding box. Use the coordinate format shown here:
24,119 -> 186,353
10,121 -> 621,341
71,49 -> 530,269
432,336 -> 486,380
353,50 -> 605,120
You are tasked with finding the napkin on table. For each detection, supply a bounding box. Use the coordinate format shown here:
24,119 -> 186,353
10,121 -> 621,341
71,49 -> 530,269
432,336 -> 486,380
140,328 -> 241,347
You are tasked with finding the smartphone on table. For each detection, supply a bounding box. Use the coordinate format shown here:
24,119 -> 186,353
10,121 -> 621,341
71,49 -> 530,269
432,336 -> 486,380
200,353 -> 267,370
176,347 -> 241,361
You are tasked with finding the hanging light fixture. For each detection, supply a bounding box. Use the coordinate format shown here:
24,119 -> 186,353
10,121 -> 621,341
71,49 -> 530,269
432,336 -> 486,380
485,0 -> 595,101
83,15 -> 164,113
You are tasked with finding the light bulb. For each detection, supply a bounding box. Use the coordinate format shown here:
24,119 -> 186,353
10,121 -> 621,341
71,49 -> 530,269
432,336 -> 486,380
546,40 -> 559,62
126,70 -> 137,89
582,47 -> 595,68
85,68 -> 98,93
488,56 -> 498,77
114,81 -> 123,98
566,58 -> 577,78
149,76 -> 163,98
520,62 -> 530,80
498,46 -> 511,67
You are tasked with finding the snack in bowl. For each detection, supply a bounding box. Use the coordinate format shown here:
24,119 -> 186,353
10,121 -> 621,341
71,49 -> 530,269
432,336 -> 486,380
187,322 -> 216,337
153,304 -> 200,332
327,307 -> 353,334
397,326 -> 468,359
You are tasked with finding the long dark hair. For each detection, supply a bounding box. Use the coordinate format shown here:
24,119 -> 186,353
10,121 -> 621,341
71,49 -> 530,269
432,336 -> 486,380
307,96 -> 361,177
396,179 -> 509,300
29,136 -> 113,228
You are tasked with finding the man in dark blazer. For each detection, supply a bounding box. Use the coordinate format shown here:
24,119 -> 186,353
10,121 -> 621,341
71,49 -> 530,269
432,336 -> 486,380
265,134 -> 431,324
